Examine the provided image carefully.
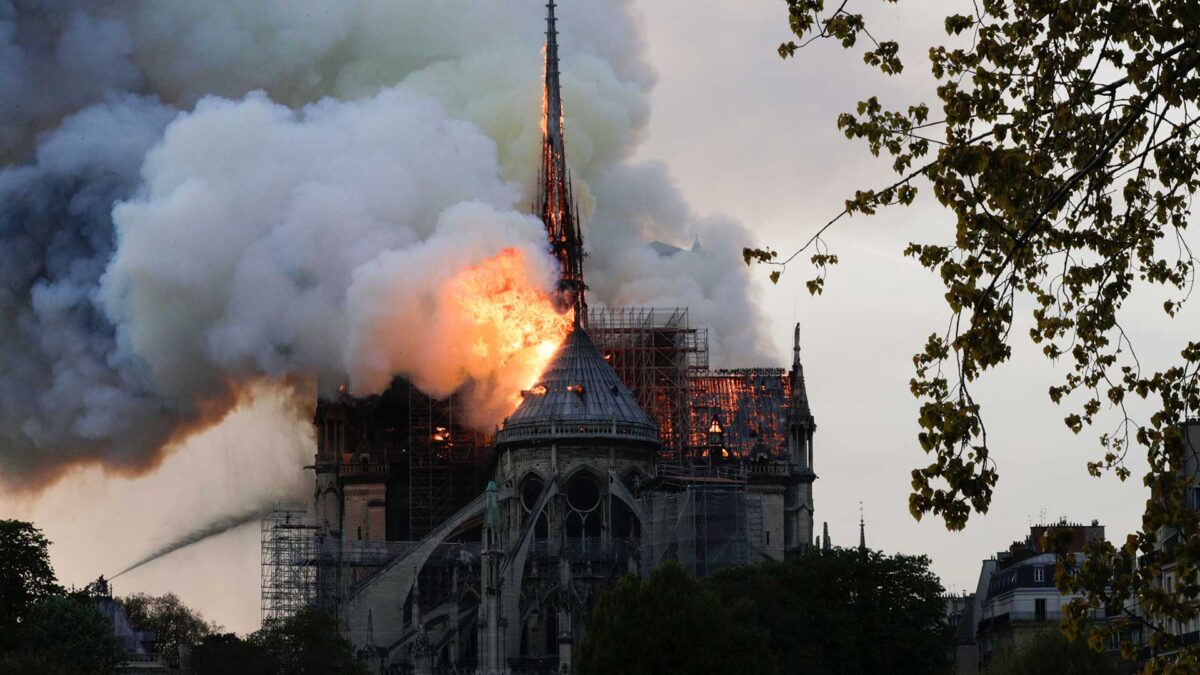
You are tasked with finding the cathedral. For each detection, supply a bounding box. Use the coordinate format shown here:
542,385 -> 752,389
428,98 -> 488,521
268,3 -> 819,673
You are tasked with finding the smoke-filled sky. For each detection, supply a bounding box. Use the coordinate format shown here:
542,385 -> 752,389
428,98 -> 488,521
0,0 -> 1193,634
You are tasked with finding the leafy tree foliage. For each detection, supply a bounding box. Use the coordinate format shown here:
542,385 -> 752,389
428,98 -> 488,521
190,609 -> 363,675
748,1 -> 1200,669
987,628 -> 1118,675
190,633 -> 275,675
117,592 -> 220,667
0,519 -> 62,646
1,594 -> 125,675
577,560 -> 777,675
251,608 -> 364,675
0,521 -> 124,673
709,548 -> 950,675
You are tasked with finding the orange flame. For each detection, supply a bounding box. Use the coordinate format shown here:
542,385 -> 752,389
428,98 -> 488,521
540,45 -> 549,137
448,248 -> 573,413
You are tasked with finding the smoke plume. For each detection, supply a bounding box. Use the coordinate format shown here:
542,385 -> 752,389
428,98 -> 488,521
0,0 -> 774,492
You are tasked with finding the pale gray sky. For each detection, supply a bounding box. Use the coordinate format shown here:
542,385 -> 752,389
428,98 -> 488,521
2,0 -> 1192,635
632,0 -> 1185,598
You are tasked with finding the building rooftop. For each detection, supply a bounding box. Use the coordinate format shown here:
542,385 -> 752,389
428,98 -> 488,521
495,327 -> 658,445
687,369 -> 791,458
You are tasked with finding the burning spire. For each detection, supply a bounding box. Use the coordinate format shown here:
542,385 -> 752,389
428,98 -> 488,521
537,0 -> 587,321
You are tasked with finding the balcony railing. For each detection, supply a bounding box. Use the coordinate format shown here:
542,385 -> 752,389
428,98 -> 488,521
337,461 -> 388,477
978,611 -> 1051,631
525,538 -> 633,562
742,462 -> 793,477
496,417 -> 658,444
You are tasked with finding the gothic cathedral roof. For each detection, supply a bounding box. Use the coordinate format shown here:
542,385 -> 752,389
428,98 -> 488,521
494,326 -> 658,446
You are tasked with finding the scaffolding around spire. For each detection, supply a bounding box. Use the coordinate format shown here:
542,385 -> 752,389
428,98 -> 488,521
537,0 -> 587,321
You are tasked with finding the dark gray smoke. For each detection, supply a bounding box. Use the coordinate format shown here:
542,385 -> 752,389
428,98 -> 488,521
110,507 -> 269,579
0,95 -> 185,483
0,1 -> 774,495
0,2 -> 144,160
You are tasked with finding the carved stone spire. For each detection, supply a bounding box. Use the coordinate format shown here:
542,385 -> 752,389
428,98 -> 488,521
859,502 -> 866,551
790,322 -> 811,419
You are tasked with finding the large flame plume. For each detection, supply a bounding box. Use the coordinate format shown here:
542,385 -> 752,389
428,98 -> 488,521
447,248 -> 574,423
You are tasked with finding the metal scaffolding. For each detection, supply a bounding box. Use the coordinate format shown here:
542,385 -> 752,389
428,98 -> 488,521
260,505 -> 319,624
640,486 -> 766,577
587,307 -> 708,461
407,391 -> 491,540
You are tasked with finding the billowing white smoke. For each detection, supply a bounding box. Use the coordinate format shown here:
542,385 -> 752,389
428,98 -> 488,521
0,0 -> 773,490
103,90 -> 556,403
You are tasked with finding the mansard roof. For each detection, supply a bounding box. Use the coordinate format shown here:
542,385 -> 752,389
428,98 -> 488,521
494,327 -> 658,446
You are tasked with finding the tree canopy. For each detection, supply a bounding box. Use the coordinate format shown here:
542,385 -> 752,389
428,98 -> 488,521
987,628 -> 1119,675
577,560 -> 777,675
7,594 -> 126,675
117,592 -> 220,667
748,1 -> 1200,669
190,609 -> 364,675
579,552 -> 948,675
191,632 -> 276,675
709,548 -> 950,675
0,519 -> 62,646
0,520 -> 123,674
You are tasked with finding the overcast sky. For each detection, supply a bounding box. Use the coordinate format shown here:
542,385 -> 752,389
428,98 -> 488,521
2,0 -> 1193,635
634,0 -> 1188,600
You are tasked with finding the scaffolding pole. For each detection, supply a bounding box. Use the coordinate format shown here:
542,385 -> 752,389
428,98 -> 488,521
587,307 -> 708,462
407,391 -> 491,540
260,504 -> 319,624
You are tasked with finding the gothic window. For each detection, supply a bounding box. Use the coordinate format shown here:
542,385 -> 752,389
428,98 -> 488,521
521,475 -> 545,511
567,473 -> 600,510
520,474 -> 548,540
545,606 -> 559,655
321,489 -> 339,530
565,511 -> 585,539
707,417 -> 729,460
565,472 -> 602,540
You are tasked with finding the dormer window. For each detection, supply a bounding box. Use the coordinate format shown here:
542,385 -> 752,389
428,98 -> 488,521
708,417 -> 724,445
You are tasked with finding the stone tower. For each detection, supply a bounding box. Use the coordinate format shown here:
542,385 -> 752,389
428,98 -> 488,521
785,323 -> 817,552
486,326 -> 658,671
479,481 -> 506,673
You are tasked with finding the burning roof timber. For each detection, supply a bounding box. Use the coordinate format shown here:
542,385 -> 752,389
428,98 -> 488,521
687,369 -> 792,459
496,326 -> 658,447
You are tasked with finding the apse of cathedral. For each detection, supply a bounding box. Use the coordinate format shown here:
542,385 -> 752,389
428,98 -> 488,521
295,3 -> 818,673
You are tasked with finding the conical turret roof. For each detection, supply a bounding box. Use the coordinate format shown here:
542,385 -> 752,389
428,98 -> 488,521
495,327 -> 658,446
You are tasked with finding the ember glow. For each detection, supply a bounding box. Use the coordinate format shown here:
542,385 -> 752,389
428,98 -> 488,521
448,248 -> 574,416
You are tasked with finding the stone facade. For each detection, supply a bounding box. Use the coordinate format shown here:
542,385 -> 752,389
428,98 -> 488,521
324,322 -> 817,674
296,5 -> 821,672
